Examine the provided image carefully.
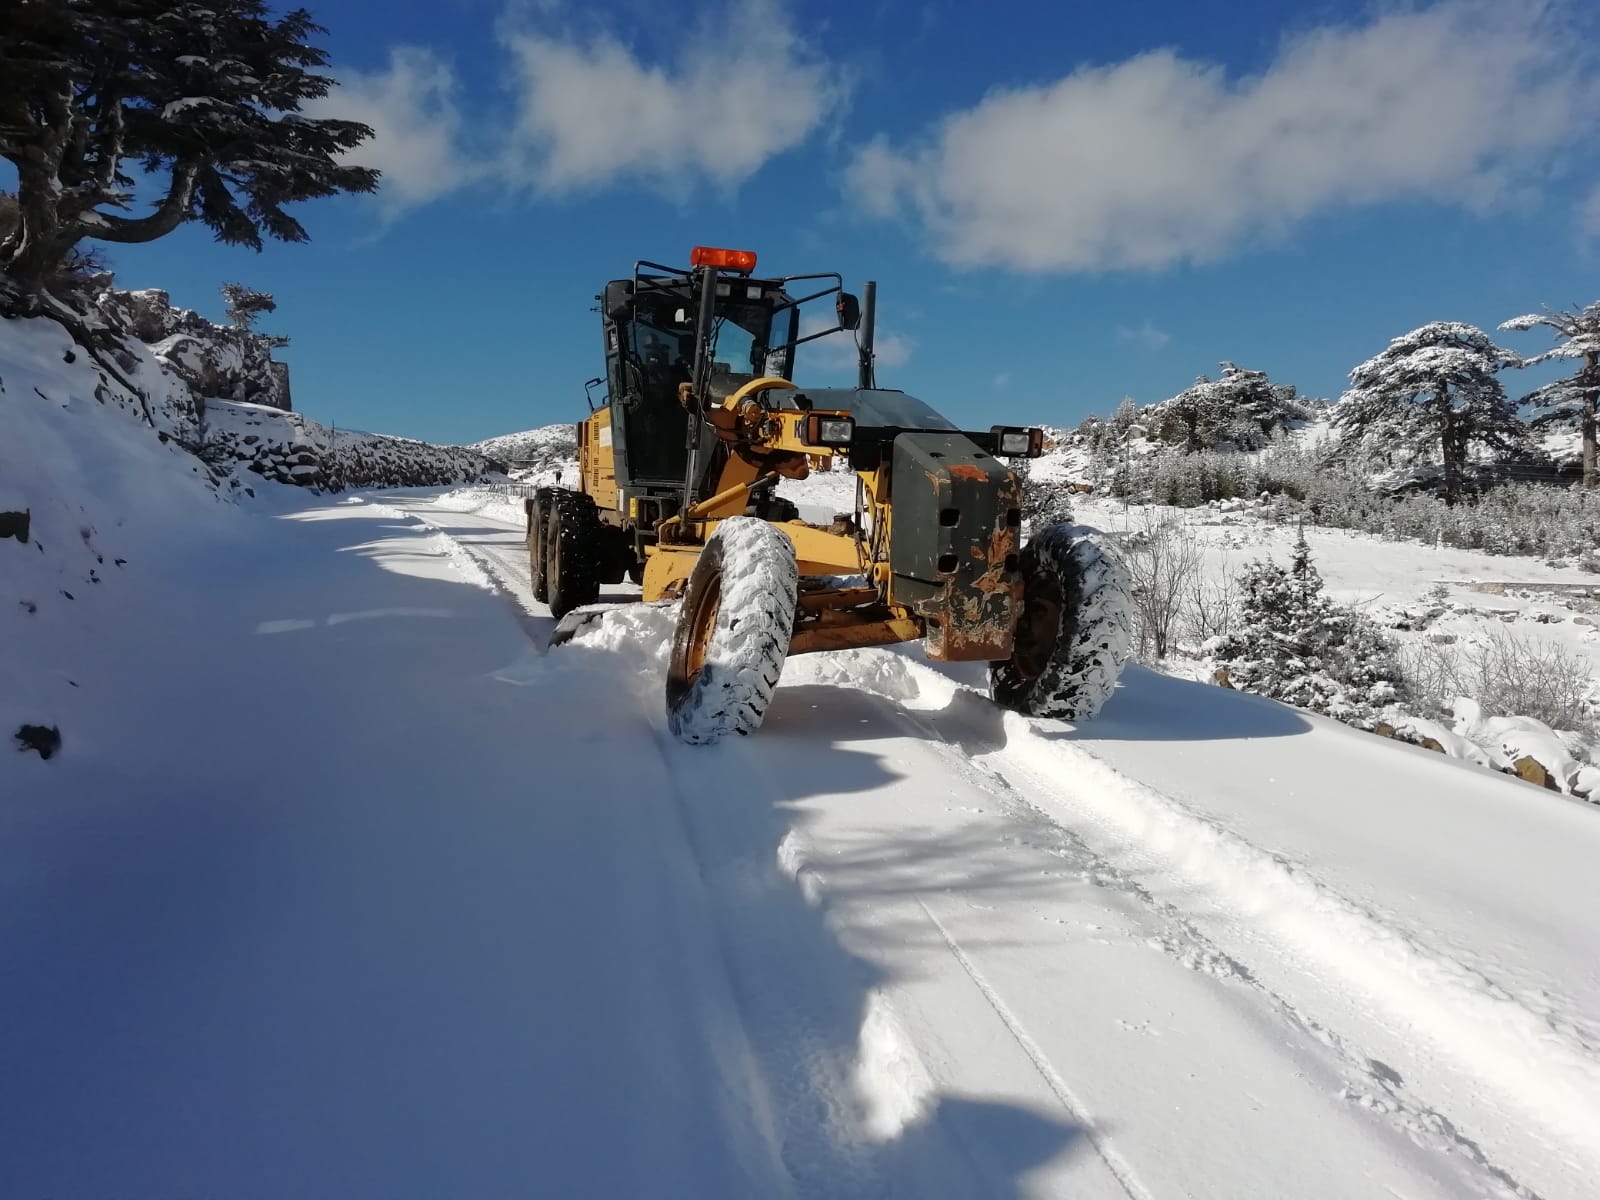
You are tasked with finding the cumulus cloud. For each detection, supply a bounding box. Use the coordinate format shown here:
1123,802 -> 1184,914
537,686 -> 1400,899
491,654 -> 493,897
312,48 -> 482,215
1116,320 -> 1170,351
501,0 -> 847,194
845,2 -> 1593,272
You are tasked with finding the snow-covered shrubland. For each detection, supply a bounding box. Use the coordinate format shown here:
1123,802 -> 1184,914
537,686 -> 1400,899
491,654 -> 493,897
1200,539 -> 1599,796
1089,503 -> 1600,798
1090,433 -> 1598,559
1204,530 -> 1405,731
471,425 -> 577,477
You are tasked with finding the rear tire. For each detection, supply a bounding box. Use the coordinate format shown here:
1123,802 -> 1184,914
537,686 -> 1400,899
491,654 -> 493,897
545,491 -> 603,618
990,523 -> 1132,720
666,518 -> 798,744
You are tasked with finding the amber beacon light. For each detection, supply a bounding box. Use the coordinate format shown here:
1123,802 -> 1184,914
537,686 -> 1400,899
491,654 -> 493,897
689,245 -> 758,273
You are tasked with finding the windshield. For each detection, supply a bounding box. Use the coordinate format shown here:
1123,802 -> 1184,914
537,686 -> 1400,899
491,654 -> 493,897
631,303 -> 695,377
849,389 -> 958,430
708,302 -> 771,376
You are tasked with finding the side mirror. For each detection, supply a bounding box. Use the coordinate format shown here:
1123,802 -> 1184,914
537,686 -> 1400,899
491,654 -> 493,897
836,292 -> 861,331
604,280 -> 634,322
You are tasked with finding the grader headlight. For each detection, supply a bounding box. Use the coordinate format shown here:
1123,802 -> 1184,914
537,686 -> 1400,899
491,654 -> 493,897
992,426 -> 1045,457
804,413 -> 856,447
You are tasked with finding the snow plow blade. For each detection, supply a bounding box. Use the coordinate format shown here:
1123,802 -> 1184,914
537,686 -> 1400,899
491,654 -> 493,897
546,600 -> 674,649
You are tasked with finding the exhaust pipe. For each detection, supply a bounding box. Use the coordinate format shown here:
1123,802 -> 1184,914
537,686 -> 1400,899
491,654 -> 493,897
858,280 -> 877,390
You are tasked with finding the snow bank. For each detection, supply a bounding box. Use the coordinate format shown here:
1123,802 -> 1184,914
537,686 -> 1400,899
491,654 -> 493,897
202,400 -> 494,492
1,314 -> 238,762
431,487 -> 528,526
989,707 -> 1600,1179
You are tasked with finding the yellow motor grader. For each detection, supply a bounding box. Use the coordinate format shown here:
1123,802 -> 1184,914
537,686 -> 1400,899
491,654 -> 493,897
528,246 -> 1131,743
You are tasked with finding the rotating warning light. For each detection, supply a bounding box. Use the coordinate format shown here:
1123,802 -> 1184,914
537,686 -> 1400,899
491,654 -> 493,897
690,245 -> 758,273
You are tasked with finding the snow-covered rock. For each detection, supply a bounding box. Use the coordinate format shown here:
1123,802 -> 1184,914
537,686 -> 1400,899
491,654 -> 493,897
98,286 -> 292,411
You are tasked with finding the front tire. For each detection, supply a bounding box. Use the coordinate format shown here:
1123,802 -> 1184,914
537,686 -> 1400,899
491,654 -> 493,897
990,523 -> 1133,720
666,518 -> 798,744
545,491 -> 602,618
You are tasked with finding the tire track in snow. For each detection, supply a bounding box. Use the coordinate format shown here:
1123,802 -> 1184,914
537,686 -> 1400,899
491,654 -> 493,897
647,725 -> 925,1199
360,492 -> 555,644
985,720 -> 1598,1183
914,898 -> 1153,1200
346,498 -> 1568,1193
882,672 -> 1560,1198
762,673 -> 1493,1199
629,668 -> 1139,1197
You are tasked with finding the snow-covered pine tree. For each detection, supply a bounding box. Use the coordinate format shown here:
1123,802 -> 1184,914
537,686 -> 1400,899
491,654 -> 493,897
0,0 -> 378,307
1207,538 -> 1403,729
1110,396 -> 1139,437
1149,363 -> 1312,453
1500,302 -> 1600,490
1011,456 -> 1076,532
1288,522 -> 1320,605
221,283 -> 277,332
1331,322 -> 1525,505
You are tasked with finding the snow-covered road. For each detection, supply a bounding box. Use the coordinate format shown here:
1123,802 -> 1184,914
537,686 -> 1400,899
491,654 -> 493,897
5,488 -> 1597,1199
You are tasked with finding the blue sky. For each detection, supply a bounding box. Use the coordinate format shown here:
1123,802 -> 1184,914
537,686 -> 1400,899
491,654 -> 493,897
59,0 -> 1600,444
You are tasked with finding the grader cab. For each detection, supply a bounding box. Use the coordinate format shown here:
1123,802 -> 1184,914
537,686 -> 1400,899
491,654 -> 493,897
528,246 -> 1132,743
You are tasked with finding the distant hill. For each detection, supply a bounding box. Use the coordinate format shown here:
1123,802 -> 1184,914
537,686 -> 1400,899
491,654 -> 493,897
471,426 -> 577,470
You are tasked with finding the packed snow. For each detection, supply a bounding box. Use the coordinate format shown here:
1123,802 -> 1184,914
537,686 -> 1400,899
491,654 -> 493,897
7,337 -> 1600,1198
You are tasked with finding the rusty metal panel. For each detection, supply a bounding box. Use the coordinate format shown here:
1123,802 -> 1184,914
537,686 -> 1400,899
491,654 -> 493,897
888,433 -> 1023,662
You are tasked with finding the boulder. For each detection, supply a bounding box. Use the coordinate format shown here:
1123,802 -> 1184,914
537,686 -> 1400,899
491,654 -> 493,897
1511,755 -> 1559,791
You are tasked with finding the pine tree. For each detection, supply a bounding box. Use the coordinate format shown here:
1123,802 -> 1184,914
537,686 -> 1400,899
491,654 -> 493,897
1011,456 -> 1076,531
0,1 -> 378,305
1289,522 -> 1320,606
221,282 -> 277,332
1332,322 -> 1525,505
1500,302 -> 1600,490
1207,540 -> 1404,729
1149,363 -> 1314,453
1109,395 -> 1140,439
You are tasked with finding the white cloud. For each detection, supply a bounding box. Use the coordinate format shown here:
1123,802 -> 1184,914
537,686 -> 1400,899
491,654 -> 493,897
1116,320 -> 1170,351
846,2 -> 1592,272
992,371 -> 1012,389
502,0 -> 847,194
313,48 -> 481,215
